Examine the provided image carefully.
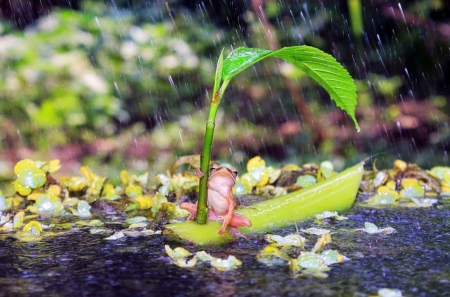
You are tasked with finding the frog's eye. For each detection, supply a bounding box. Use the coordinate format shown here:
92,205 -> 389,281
231,170 -> 238,177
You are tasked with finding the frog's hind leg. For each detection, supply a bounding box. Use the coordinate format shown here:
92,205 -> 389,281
218,201 -> 235,235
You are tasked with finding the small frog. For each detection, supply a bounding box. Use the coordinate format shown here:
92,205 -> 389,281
180,165 -> 252,237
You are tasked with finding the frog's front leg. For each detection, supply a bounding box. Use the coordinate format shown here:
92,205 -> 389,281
195,168 -> 204,178
179,202 -> 197,220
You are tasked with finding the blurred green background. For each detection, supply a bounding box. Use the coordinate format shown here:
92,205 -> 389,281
0,0 -> 449,183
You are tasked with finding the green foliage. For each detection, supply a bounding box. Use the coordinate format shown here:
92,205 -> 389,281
222,46 -> 359,130
13,159 -> 60,196
0,2 -> 215,148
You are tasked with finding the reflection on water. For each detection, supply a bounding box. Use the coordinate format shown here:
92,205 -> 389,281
0,206 -> 449,296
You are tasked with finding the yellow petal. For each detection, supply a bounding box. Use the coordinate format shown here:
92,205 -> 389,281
247,156 -> 266,171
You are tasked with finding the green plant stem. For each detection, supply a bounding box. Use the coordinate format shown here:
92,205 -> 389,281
348,0 -> 363,39
195,79 -> 230,224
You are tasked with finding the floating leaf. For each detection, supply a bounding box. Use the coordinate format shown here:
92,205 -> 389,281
256,246 -> 289,266
124,216 -> 148,225
296,252 -> 331,272
428,166 -> 450,179
47,185 -> 63,197
366,186 -> 399,205
315,211 -> 348,221
0,213 -> 10,226
165,162 -> 364,245
265,233 -> 305,247
152,192 -> 168,211
76,219 -> 104,227
373,171 -> 388,187
377,288 -> 403,297
13,211 -> 25,229
247,156 -> 266,171
0,195 -> 12,211
102,183 -> 121,200
89,228 -> 112,235
394,160 -> 407,171
312,233 -> 332,253
300,228 -> 331,235
156,174 -> 171,196
127,222 -> 148,229
360,222 -> 396,235
34,193 -> 64,216
38,159 -> 61,173
318,161 -> 335,180
165,245 -> 192,259
104,231 -> 125,240
172,257 -> 197,268
16,167 -> 46,189
210,255 -> 242,271
409,198 -> 438,207
77,200 -> 92,217
295,175 -> 317,188
22,220 -> 43,236
195,251 -> 215,262
122,229 -> 160,237
79,166 -> 105,197
399,184 -> 424,199
133,195 -> 153,209
320,250 -> 347,265
14,159 -> 35,174
125,185 -> 143,198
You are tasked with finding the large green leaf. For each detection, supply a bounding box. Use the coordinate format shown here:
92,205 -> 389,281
222,46 -> 359,130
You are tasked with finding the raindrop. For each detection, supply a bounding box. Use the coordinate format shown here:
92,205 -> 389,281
376,34 -> 382,47
404,68 -> 410,80
95,17 -> 101,30
168,75 -> 180,100
178,131 -> 184,148
16,129 -> 23,143
396,121 -> 402,135
113,81 -> 123,101
397,3 -> 407,25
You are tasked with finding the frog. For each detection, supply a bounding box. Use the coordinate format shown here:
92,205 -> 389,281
180,165 -> 252,237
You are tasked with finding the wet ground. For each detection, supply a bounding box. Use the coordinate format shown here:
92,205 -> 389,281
0,205 -> 449,297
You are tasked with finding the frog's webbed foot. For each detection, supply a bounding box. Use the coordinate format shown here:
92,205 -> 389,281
195,168 -> 204,178
218,213 -> 233,235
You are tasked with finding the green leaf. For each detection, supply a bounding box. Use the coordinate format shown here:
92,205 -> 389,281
222,46 -> 359,130
213,49 -> 225,96
165,162 -> 364,245
222,47 -> 272,80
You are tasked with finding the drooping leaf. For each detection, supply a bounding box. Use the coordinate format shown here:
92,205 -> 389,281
222,46 -> 359,130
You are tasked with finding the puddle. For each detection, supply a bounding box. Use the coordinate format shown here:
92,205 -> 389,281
0,206 -> 449,296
